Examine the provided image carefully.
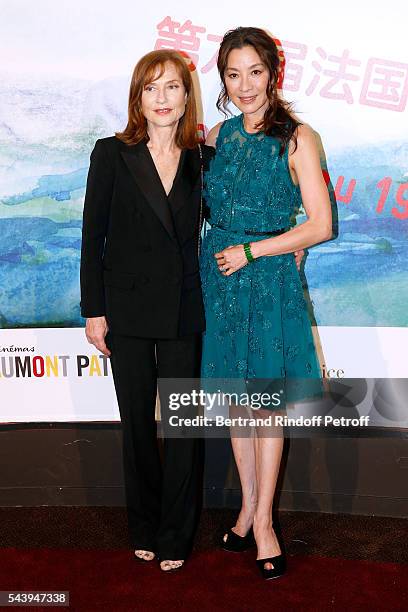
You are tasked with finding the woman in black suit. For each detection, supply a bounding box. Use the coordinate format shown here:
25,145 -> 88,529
80,50 -> 213,571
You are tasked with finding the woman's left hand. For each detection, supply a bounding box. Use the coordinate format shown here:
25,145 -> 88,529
215,244 -> 248,276
294,249 -> 305,270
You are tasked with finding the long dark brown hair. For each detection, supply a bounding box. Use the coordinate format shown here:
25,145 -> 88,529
116,50 -> 198,149
216,27 -> 300,155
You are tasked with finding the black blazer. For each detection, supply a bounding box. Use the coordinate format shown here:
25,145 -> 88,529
80,136 -> 214,338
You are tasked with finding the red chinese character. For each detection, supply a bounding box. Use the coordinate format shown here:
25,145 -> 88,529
155,16 -> 206,68
305,47 -> 361,104
280,40 -> 308,92
360,58 -> 408,112
200,34 -> 223,74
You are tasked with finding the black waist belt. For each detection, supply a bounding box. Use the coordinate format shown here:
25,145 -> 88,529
210,224 -> 289,236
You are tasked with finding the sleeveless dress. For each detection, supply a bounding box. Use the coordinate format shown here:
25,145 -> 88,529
199,114 -> 321,402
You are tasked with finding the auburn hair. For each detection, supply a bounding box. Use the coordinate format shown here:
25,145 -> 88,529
116,50 -> 198,149
216,27 -> 300,155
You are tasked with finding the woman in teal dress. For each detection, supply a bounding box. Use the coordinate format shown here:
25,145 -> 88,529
200,27 -> 332,579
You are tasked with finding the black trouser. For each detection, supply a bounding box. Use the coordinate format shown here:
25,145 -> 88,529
107,332 -> 202,560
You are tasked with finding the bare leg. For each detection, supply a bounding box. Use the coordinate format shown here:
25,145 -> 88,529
253,411 -> 284,570
224,404 -> 257,541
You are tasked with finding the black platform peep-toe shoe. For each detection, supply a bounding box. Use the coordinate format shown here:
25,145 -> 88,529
256,553 -> 286,580
221,527 -> 255,552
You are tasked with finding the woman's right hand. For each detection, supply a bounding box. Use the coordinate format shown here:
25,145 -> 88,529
85,316 -> 111,356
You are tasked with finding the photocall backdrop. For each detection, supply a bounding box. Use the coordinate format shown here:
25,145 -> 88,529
0,0 -> 407,422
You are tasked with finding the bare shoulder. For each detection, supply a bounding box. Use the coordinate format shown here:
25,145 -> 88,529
291,123 -> 318,154
205,122 -> 224,148
288,124 -> 319,167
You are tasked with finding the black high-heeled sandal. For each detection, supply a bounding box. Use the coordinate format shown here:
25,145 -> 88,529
221,527 -> 255,552
256,553 -> 286,580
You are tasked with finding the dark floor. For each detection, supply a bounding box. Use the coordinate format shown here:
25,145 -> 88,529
0,507 -> 406,565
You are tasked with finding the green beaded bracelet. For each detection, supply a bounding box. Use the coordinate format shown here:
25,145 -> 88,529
243,242 -> 254,263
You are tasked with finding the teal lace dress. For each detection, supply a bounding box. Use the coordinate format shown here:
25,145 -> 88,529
200,114 -> 322,402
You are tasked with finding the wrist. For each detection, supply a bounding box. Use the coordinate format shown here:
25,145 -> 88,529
249,241 -> 262,259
